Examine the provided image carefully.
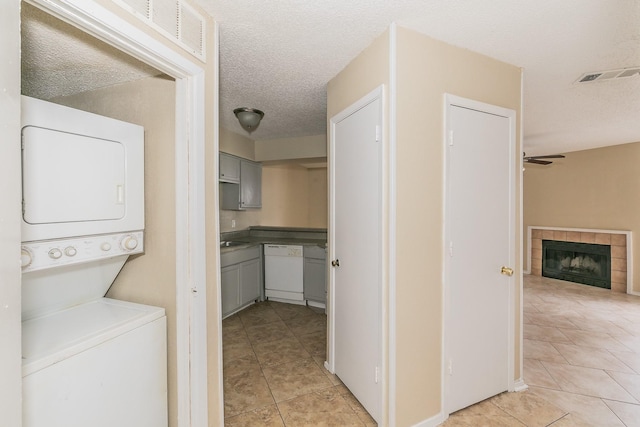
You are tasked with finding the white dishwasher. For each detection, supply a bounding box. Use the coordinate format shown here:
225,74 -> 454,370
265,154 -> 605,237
264,244 -> 304,304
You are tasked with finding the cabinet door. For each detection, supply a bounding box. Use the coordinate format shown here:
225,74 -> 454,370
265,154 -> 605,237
220,182 -> 241,210
303,257 -> 326,303
240,258 -> 261,305
240,160 -> 262,208
221,265 -> 241,317
219,152 -> 240,183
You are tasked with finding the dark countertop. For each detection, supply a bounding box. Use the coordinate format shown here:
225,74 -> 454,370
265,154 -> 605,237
220,226 -> 327,253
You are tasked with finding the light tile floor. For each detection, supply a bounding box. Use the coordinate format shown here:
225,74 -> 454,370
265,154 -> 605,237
223,275 -> 640,426
222,300 -> 376,426
444,275 -> 640,427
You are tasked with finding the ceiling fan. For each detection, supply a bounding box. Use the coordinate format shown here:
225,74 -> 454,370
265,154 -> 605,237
523,152 -> 565,165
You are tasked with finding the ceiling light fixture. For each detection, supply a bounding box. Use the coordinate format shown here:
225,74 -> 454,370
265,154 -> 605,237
233,107 -> 264,133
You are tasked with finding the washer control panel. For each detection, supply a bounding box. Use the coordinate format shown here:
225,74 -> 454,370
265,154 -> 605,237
21,231 -> 144,273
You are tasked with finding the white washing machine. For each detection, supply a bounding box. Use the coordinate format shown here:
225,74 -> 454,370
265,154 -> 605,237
20,97 -> 167,427
22,298 -> 167,427
21,234 -> 168,427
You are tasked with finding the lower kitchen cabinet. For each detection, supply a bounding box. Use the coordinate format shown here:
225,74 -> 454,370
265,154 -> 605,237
220,245 -> 262,318
240,258 -> 261,303
221,265 -> 241,316
303,245 -> 327,305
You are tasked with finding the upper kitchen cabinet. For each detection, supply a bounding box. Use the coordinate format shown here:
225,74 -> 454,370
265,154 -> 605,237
220,152 -> 262,210
239,159 -> 261,208
219,152 -> 241,183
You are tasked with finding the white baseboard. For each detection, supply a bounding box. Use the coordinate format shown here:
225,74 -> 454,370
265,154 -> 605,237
513,378 -> 528,392
411,412 -> 446,427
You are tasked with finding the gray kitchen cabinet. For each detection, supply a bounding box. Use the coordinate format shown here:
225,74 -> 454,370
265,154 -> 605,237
220,245 -> 262,318
303,245 -> 327,304
220,154 -> 262,210
221,265 -> 241,316
240,258 -> 261,304
219,152 -> 240,183
239,159 -> 262,208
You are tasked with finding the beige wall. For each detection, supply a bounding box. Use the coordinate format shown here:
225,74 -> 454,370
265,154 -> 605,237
219,127 -> 329,232
394,27 -> 523,426
219,163 -> 329,232
255,134 -> 326,162
54,75 -> 181,426
308,168 -> 329,227
219,126 -> 255,160
327,25 -> 522,426
524,142 -> 640,293
261,164 -> 310,226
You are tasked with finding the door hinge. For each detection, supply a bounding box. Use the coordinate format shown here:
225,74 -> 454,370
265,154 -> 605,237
449,241 -> 454,257
375,366 -> 380,384
448,359 -> 453,375
21,199 -> 25,216
375,125 -> 381,142
448,130 -> 454,146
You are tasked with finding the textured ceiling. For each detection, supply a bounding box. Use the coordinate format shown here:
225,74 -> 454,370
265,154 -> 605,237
22,1 -> 640,156
196,0 -> 640,155
21,3 -> 162,101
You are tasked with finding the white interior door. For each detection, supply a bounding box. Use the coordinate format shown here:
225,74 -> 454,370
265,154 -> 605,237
330,92 -> 382,423
445,97 -> 515,414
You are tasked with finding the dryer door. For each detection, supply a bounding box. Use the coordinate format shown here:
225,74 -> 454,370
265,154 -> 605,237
22,126 -> 126,225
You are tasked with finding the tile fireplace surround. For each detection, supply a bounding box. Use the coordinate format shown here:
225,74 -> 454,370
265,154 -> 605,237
527,227 -> 633,294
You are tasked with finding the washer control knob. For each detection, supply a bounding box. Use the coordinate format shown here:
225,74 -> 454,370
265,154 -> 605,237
121,235 -> 139,251
100,242 -> 112,252
48,248 -> 62,260
20,247 -> 33,268
64,246 -> 77,257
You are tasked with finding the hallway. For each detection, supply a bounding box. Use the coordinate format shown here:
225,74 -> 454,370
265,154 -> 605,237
222,301 -> 375,425
444,275 -> 640,426
223,275 -> 640,426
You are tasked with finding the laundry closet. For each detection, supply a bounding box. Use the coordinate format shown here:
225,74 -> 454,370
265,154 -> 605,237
20,4 -> 178,426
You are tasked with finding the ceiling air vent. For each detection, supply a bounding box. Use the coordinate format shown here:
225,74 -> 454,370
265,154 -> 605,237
575,67 -> 640,84
115,0 -> 206,61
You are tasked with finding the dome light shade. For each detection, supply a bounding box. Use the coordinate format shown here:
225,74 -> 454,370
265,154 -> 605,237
233,107 -> 264,133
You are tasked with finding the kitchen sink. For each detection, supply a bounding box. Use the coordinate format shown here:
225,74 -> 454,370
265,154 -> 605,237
220,241 -> 247,248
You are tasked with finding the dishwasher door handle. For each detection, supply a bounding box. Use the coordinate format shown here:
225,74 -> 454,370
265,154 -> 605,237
331,259 -> 340,267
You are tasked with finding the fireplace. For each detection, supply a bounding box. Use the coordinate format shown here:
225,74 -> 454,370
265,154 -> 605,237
542,240 -> 611,289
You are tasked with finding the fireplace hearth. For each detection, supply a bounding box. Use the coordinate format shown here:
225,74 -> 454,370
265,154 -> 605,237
542,240 -> 611,289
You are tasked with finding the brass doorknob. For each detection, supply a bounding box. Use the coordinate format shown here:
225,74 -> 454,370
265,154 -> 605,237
331,259 -> 340,267
500,266 -> 514,276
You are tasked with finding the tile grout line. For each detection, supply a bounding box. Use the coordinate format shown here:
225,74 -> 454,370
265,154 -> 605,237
225,302 -> 369,425
600,398 -> 632,427
602,368 -> 640,405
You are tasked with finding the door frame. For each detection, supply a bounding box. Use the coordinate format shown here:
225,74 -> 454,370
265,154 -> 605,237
0,2 -> 21,425
27,1 -> 212,425
327,85 -> 385,419
442,94 -> 516,416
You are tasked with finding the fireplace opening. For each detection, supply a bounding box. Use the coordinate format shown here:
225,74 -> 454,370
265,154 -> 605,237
542,240 -> 611,289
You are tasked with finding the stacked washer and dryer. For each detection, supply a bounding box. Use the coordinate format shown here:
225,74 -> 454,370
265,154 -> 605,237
20,96 -> 168,427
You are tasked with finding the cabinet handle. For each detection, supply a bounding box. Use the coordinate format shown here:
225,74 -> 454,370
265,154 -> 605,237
331,259 -> 340,267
